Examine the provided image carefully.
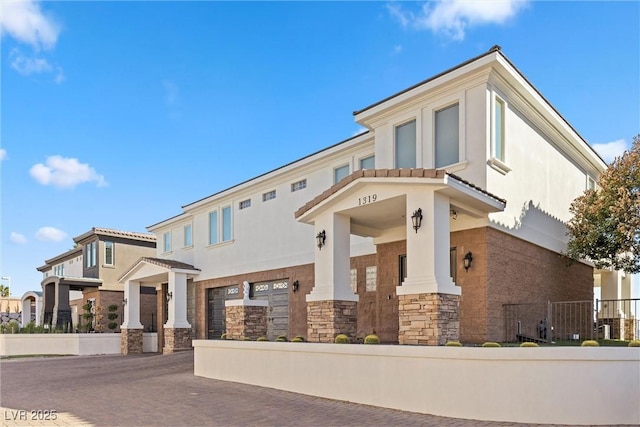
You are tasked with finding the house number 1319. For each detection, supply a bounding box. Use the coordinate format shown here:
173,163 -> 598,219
358,194 -> 378,205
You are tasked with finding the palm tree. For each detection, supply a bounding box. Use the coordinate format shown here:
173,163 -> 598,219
0,285 -> 9,298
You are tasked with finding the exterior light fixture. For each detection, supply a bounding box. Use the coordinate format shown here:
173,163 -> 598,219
123,298 -> 127,305
166,291 -> 173,302
450,209 -> 457,220
316,230 -> 326,250
292,280 -> 299,292
463,252 -> 473,271
411,208 -> 423,233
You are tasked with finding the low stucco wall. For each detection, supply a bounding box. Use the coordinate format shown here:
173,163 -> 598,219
0,333 -> 158,356
193,340 -> 640,425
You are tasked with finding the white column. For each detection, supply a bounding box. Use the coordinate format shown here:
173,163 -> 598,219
35,296 -> 42,326
397,189 -> 460,296
307,212 -> 358,302
621,273 -> 633,317
122,280 -> 143,329
165,271 -> 191,328
21,298 -> 30,327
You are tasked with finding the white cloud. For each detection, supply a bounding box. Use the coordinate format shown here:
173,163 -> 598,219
0,148 -> 6,161
388,0 -> 529,41
35,226 -> 67,242
0,0 -> 61,50
10,48 -> 51,74
10,232 -> 28,244
592,138 -> 628,164
30,155 -> 107,189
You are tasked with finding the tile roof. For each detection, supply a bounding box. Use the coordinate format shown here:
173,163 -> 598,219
139,257 -> 200,271
73,227 -> 156,243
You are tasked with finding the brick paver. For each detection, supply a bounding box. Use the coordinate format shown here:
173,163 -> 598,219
1,352 -> 564,427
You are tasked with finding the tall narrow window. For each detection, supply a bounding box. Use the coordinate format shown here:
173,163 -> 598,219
435,104 -> 459,168
86,244 -> 91,268
395,120 -> 416,168
222,206 -> 232,242
360,155 -> 375,170
104,241 -> 114,265
450,247 -> 457,284
494,98 -> 505,161
163,232 -> 171,253
209,211 -> 218,245
399,255 -> 407,285
86,241 -> 97,267
184,224 -> 192,247
334,165 -> 349,184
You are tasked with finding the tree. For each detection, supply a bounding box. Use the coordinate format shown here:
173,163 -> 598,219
0,285 -> 8,298
566,134 -> 640,273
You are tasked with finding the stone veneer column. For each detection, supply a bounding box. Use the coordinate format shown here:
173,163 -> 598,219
398,293 -> 459,345
307,300 -> 357,343
121,280 -> 144,355
163,271 -> 192,354
121,328 -> 143,355
224,303 -> 268,340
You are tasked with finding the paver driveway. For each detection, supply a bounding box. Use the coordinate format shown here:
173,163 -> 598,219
1,351 -> 561,427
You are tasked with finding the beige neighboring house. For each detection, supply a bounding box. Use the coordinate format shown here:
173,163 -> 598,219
37,228 -> 157,333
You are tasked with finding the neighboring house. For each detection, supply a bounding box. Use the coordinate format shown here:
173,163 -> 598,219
119,46 -> 629,353
37,228 -> 157,332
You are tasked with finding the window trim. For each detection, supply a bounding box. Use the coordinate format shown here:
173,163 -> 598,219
394,118 -> 417,169
489,92 -> 511,175
333,164 -> 350,184
221,205 -> 232,242
163,231 -> 172,254
434,102 -> 460,169
104,241 -> 114,266
183,224 -> 192,248
208,210 -> 219,245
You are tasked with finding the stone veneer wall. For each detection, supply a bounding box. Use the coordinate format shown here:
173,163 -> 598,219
307,300 -> 357,343
163,328 -> 192,354
398,293 -> 459,345
225,305 -> 267,340
121,328 -> 143,355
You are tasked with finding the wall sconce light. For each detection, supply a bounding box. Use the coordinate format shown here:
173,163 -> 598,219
411,208 -> 423,233
450,209 -> 457,220
463,252 -> 473,271
166,291 -> 173,302
292,280 -> 299,292
316,230 -> 326,250
122,298 -> 127,305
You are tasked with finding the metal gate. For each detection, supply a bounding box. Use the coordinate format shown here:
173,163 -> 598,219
251,280 -> 289,340
207,285 -> 240,339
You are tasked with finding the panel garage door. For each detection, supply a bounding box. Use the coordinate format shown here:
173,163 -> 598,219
251,280 -> 289,341
207,285 -> 240,339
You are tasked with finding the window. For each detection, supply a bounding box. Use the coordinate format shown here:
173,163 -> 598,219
85,241 -> 97,268
262,190 -> 276,202
360,155 -> 375,170
104,241 -> 114,265
366,266 -> 377,292
587,176 -> 596,190
494,98 -> 505,161
209,211 -> 218,245
334,164 -> 349,184
184,225 -> 192,247
435,104 -> 459,168
239,199 -> 251,210
291,179 -> 307,192
399,254 -> 407,285
222,206 -> 232,242
163,232 -> 171,253
395,120 -> 416,168
450,247 -> 457,284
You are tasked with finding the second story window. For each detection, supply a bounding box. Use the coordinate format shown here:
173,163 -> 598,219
334,164 -> 349,184
239,199 -> 251,210
435,103 -> 459,168
104,241 -> 114,266
262,190 -> 276,202
360,155 -> 375,170
291,179 -> 307,192
395,119 -> 416,169
494,98 -> 505,161
222,206 -> 232,242
163,232 -> 171,253
85,241 -> 97,268
184,224 -> 192,247
209,211 -> 218,245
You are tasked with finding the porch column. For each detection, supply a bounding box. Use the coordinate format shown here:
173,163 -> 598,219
306,212 -> 358,343
34,296 -> 42,327
21,298 -> 31,327
397,189 -> 460,345
163,271 -> 192,353
121,280 -> 143,355
42,284 -> 54,327
52,282 -> 71,330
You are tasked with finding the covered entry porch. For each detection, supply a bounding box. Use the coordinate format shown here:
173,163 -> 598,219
296,169 -> 505,345
40,276 -> 102,330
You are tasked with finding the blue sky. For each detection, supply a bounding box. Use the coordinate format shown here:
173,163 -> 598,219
1,0 -> 638,297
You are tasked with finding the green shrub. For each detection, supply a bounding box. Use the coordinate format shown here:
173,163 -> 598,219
256,336 -> 268,341
108,304 -> 118,312
107,313 -> 118,321
581,340 -> 600,347
520,342 -> 539,347
334,334 -> 350,344
243,337 -> 252,341
482,342 -> 501,347
291,336 -> 304,342
220,333 -> 227,340
629,340 -> 640,347
445,341 -> 462,347
107,322 -> 118,331
364,334 -> 380,344
276,335 -> 288,342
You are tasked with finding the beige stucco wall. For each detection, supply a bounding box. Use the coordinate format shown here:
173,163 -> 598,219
98,238 -> 155,291
0,333 -> 158,356
194,340 -> 640,425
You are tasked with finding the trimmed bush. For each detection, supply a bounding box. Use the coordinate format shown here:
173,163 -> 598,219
256,336 -> 268,341
482,342 -> 501,347
581,340 -> 600,347
107,322 -> 118,331
334,334 -> 350,344
275,336 -> 287,342
445,341 -> 462,347
291,336 -> 304,342
220,333 -> 227,340
629,340 -> 640,347
243,337 -> 252,341
364,334 -> 380,344
520,342 -> 539,347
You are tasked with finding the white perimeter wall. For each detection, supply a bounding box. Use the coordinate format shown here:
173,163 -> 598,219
0,333 -> 158,356
194,340 -> 640,426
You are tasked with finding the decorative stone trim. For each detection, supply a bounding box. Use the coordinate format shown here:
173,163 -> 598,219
398,293 -> 459,345
121,328 -> 143,355
163,328 -> 192,354
307,300 -> 357,343
225,305 -> 267,340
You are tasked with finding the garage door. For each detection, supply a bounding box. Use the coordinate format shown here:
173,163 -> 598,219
251,280 -> 289,341
207,285 -> 240,339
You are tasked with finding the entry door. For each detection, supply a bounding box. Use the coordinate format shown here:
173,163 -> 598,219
251,280 -> 289,340
207,285 -> 239,339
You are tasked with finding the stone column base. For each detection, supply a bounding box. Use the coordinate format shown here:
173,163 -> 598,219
163,328 -> 192,354
225,305 -> 267,340
307,300 -> 357,343
121,328 -> 143,355
398,293 -> 459,345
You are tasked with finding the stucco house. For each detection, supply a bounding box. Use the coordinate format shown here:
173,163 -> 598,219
37,228 -> 157,332
118,46 -> 628,354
